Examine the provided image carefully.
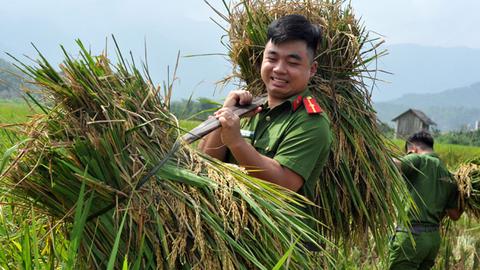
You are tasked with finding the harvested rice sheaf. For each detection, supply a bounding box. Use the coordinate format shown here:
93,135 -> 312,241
0,41 -> 334,269
455,158 -> 480,218
217,0 -> 411,246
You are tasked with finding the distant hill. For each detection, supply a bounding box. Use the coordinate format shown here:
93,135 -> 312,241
375,82 -> 480,131
388,82 -> 480,108
0,58 -> 24,99
372,44 -> 480,102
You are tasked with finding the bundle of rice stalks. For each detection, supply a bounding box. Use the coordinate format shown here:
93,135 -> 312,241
455,158 -> 480,218
212,0 -> 411,246
0,40 -> 334,269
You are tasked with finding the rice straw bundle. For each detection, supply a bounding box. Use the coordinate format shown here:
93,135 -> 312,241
455,158 -> 480,218
0,41 -> 334,269
213,0 -> 411,246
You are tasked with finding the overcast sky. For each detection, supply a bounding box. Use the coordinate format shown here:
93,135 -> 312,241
352,0 -> 480,48
1,0 -> 479,100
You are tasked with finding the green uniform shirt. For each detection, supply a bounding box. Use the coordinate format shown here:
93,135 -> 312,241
227,89 -> 332,201
400,153 -> 459,226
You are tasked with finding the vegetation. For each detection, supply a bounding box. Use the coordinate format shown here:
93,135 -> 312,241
170,98 -> 220,121
437,129 -> 480,147
378,121 -> 395,139
2,97 -> 480,269
0,58 -> 24,99
391,139 -> 480,169
0,40 -> 333,268
374,81 -> 480,131
0,99 -> 37,123
214,0 -> 411,253
455,158 -> 480,218
1,0 -> 479,269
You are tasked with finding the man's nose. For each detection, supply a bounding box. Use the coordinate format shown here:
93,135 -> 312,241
273,61 -> 287,74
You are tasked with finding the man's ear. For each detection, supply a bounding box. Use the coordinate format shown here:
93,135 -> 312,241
408,145 -> 419,154
309,61 -> 318,78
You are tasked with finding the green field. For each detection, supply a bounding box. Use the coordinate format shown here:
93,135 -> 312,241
392,139 -> 480,169
1,101 -> 480,268
0,99 -> 38,124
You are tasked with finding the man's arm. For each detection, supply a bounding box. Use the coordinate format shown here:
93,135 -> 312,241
198,129 -> 228,161
445,183 -> 464,221
443,179 -> 464,221
213,106 -> 304,191
198,90 -> 258,162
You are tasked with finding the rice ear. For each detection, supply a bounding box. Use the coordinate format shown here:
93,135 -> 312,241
1,39 -> 337,268
455,158 -> 480,218
217,0 -> 412,251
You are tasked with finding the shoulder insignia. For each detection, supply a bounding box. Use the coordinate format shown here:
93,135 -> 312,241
292,95 -> 303,112
303,96 -> 323,114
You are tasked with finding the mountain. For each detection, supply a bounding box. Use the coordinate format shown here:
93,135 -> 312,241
388,82 -> 480,108
0,58 -> 24,99
4,41 -> 480,102
375,82 -> 480,131
372,44 -> 480,102
1,16 -> 230,101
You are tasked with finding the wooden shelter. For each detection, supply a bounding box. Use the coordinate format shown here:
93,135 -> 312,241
392,109 -> 436,138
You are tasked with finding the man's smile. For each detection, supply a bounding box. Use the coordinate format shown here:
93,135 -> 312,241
271,76 -> 289,83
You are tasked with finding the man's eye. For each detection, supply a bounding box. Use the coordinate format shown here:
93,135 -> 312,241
289,62 -> 300,66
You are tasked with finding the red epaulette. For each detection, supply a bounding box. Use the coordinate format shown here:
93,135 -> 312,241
303,96 -> 323,114
292,95 -> 303,112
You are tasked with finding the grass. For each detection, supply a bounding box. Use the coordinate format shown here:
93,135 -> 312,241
0,40 -> 333,269
2,100 -> 480,268
0,99 -> 37,124
178,119 -> 201,133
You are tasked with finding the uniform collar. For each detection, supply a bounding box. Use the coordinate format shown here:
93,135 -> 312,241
262,88 -> 311,112
409,152 -> 439,159
426,152 -> 439,158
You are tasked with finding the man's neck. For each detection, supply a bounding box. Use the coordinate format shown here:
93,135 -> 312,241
416,149 -> 434,155
267,90 -> 307,109
267,96 -> 282,108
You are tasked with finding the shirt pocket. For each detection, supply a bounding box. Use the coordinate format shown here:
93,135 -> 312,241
253,135 -> 281,158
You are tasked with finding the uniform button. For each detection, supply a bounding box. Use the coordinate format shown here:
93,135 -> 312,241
265,116 -> 271,121
265,146 -> 270,151
254,140 -> 257,144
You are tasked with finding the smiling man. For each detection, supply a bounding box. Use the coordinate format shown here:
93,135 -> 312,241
199,15 -> 332,201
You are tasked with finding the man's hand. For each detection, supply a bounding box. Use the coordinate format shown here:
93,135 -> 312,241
214,107 -> 242,147
215,90 -> 261,147
223,90 -> 253,107
198,90 -> 261,161
200,89 -> 304,192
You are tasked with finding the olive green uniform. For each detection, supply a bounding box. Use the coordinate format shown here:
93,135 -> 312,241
227,89 -> 332,222
389,153 -> 459,270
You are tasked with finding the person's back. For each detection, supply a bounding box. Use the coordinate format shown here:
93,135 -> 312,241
401,152 -> 458,226
389,131 -> 462,270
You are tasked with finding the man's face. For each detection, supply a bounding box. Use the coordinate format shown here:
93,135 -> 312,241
260,40 -> 317,101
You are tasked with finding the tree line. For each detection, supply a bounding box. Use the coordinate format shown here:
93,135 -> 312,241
170,97 -> 221,121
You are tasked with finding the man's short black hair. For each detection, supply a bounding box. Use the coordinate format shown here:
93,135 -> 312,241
405,131 -> 434,152
267,14 -> 321,58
